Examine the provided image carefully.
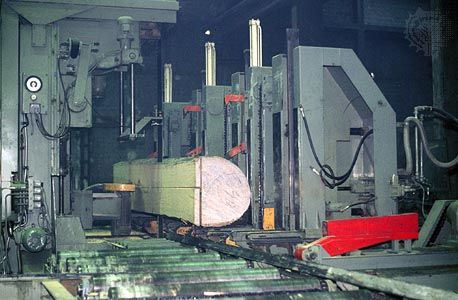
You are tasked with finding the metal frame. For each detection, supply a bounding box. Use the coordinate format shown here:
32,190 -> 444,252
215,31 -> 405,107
294,46 -> 397,230
201,85 -> 231,157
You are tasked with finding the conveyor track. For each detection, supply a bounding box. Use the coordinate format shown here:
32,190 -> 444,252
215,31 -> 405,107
58,238 -> 379,299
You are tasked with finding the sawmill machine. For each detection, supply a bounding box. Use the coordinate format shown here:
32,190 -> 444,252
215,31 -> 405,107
1,0 -> 458,297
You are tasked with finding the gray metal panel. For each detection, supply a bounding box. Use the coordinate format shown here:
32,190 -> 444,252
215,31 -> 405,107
202,85 -> 231,157
7,0 -> 178,24
1,4 -> 20,220
55,216 -> 87,251
20,23 -> 57,206
272,54 -> 289,228
294,47 -> 327,230
163,102 -> 191,158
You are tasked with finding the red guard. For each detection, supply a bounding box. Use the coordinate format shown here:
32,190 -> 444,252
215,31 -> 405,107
294,213 -> 418,259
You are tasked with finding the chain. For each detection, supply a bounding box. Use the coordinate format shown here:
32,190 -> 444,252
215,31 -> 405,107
257,83 -> 264,229
224,101 -> 229,155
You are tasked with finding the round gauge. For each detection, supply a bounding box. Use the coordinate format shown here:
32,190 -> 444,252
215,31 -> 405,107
25,76 -> 42,93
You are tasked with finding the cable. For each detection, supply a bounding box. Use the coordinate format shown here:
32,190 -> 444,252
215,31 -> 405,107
416,106 -> 458,125
34,58 -> 72,140
338,197 -> 376,213
298,104 -> 374,189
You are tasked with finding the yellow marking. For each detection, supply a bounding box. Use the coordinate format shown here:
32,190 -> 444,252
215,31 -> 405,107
263,207 -> 275,230
42,280 -> 75,300
225,237 -> 238,247
104,183 -> 136,192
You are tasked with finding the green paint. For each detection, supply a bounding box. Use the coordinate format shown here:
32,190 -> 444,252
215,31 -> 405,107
113,158 -> 198,223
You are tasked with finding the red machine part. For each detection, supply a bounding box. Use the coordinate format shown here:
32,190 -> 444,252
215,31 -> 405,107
226,143 -> 246,159
183,105 -> 202,112
294,213 -> 419,259
183,105 -> 202,117
187,146 -> 203,157
224,94 -> 245,106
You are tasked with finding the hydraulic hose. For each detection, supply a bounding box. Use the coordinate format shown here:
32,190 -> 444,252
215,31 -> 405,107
299,105 -> 374,189
403,121 -> 414,175
404,116 -> 458,170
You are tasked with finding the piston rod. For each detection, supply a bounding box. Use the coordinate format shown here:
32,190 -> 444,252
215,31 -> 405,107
119,71 -> 125,135
130,64 -> 135,135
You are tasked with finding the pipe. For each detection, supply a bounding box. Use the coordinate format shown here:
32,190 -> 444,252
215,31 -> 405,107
205,42 -> 216,86
403,123 -> 413,175
157,39 -> 163,162
163,64 -> 172,103
249,19 -> 262,67
130,64 -> 135,135
404,117 -> 458,169
119,71 -> 125,135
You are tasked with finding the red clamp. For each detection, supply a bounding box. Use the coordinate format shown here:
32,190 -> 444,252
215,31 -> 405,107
225,94 -> 244,106
294,213 -> 418,260
187,146 -> 203,157
183,105 -> 202,117
226,143 -> 246,159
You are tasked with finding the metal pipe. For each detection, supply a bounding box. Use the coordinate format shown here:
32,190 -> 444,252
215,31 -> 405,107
157,39 -> 163,162
68,259 -> 248,274
249,19 -> 262,67
23,124 -> 28,180
58,175 -> 64,215
90,268 -> 280,287
107,278 -> 324,299
164,64 -> 172,103
130,64 -> 135,135
205,42 -> 216,86
119,71 -> 125,135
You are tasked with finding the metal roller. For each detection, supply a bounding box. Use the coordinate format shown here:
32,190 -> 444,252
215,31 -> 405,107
66,259 -> 248,274
105,278 -> 326,299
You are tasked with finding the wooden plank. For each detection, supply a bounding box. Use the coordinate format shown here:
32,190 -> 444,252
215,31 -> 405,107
42,280 -> 75,300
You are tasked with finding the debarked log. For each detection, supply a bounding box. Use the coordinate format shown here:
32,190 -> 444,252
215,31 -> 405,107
113,157 -> 250,227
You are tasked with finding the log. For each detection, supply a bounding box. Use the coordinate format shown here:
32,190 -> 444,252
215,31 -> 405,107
113,157 -> 251,227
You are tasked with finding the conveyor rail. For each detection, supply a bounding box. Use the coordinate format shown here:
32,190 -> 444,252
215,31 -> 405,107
57,238 -> 380,299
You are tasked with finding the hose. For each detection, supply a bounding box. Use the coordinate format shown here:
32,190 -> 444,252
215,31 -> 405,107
299,105 -> 374,189
416,106 -> 458,124
404,116 -> 458,170
403,121 -> 414,175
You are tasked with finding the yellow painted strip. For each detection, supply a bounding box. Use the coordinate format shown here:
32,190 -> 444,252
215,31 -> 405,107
104,183 -> 136,192
225,237 -> 238,247
263,207 -> 275,230
42,280 -> 75,300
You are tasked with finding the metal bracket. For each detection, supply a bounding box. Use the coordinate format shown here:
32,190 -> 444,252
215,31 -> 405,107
72,42 -> 92,110
225,94 -> 245,106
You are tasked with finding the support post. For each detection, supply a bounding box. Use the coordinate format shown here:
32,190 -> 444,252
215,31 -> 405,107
286,28 -> 299,230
